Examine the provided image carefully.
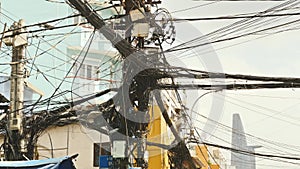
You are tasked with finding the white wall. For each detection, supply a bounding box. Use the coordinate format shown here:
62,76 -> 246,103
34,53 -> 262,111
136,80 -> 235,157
38,124 -> 109,169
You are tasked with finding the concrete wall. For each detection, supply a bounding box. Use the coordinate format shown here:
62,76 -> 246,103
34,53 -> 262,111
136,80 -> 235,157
38,124 -> 109,169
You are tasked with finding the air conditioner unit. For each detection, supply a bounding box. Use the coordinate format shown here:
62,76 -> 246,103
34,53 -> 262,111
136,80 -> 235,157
112,140 -> 126,158
132,23 -> 149,37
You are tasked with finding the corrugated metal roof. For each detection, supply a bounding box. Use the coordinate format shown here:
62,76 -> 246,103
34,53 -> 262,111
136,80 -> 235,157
0,93 -> 8,103
0,155 -> 77,169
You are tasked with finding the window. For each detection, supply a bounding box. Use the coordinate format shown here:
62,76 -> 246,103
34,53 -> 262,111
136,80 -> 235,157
74,16 -> 80,25
74,16 -> 87,25
73,63 -> 78,75
73,64 -> 95,79
93,142 -> 111,167
87,65 -> 92,79
94,66 -> 99,76
79,64 -> 85,77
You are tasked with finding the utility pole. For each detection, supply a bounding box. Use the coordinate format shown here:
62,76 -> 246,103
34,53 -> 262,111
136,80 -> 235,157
4,19 -> 28,160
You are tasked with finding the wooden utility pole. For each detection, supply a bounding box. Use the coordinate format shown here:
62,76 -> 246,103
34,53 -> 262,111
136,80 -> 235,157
4,19 -> 28,160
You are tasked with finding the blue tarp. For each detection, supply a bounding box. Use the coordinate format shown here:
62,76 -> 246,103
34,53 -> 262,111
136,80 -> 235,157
0,156 -> 77,169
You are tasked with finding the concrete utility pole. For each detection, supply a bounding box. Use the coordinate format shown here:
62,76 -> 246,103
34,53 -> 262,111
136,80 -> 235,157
4,19 -> 28,160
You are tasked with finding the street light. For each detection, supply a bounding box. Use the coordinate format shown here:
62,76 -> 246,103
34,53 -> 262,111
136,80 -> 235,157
187,90 -> 223,140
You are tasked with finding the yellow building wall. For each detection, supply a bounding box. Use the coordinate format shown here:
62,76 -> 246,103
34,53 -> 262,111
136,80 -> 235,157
195,145 -> 209,169
210,164 -> 220,169
194,145 -> 220,169
147,105 -> 170,169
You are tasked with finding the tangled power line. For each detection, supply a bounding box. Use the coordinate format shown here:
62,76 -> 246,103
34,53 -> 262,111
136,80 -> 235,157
1,0 -> 300,167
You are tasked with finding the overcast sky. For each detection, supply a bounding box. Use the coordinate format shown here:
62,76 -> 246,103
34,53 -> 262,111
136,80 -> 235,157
2,0 -> 300,168
163,1 -> 300,168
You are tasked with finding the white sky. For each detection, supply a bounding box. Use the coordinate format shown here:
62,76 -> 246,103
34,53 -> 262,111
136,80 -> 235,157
2,0 -> 300,168
163,1 -> 300,169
